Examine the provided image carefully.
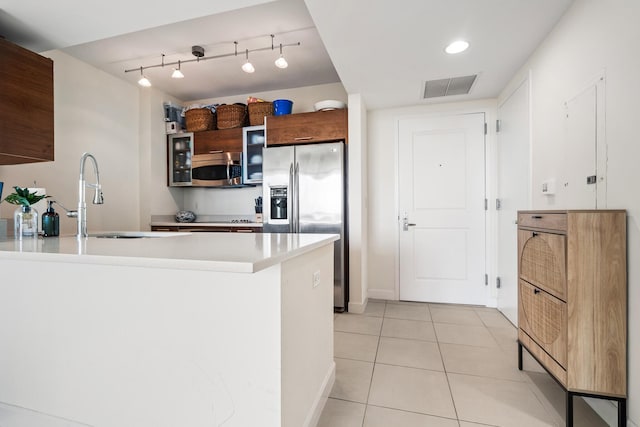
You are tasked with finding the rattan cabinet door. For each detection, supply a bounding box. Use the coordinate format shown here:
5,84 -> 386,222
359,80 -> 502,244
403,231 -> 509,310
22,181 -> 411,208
518,230 -> 567,301
519,280 -> 567,368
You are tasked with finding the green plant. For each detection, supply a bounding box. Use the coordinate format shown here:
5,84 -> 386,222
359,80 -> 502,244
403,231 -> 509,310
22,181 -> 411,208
2,186 -> 48,207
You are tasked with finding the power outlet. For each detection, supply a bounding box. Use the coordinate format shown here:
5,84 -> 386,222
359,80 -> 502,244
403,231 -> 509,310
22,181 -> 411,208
312,271 -> 321,288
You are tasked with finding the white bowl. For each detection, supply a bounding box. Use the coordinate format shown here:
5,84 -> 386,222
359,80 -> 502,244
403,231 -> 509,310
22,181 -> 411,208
314,100 -> 346,111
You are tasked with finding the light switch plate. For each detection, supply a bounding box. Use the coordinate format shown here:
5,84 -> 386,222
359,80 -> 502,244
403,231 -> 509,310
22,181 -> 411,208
312,271 -> 321,288
542,179 -> 556,195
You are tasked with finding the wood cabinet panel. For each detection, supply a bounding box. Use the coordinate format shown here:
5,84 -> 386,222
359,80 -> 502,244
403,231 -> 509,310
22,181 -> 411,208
517,210 -> 627,398
566,212 -> 627,397
0,38 -> 54,164
518,329 -> 567,386
266,109 -> 347,146
518,229 -> 566,301
518,280 -> 567,368
518,212 -> 567,231
193,128 -> 243,154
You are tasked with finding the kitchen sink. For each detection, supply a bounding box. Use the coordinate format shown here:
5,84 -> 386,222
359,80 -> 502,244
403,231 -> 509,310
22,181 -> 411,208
91,231 -> 187,239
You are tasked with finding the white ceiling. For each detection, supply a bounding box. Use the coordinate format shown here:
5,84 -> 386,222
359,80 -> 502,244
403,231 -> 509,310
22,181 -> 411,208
0,0 -> 573,108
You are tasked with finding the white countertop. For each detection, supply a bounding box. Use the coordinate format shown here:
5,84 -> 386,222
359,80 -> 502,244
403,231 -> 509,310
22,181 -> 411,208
0,232 -> 338,273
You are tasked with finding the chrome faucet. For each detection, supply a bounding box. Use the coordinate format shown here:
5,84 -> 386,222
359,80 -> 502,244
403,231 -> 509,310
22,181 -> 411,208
75,152 -> 104,237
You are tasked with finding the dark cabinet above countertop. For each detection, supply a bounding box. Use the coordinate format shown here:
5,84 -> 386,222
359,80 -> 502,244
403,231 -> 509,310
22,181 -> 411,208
183,109 -> 348,154
266,109 -> 347,146
0,38 -> 54,165
193,127 -> 243,154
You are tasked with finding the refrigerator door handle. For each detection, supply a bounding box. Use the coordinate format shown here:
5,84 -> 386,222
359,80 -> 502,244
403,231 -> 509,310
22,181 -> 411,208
289,162 -> 294,233
294,162 -> 300,233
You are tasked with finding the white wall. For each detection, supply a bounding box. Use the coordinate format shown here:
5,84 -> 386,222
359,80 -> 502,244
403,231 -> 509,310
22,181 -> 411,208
498,1 -> 640,424
366,99 -> 498,302
346,93 -> 368,313
138,88 -> 185,229
0,51 -> 141,235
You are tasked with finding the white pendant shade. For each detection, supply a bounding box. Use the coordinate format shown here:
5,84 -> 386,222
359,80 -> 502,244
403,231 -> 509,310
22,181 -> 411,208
242,61 -> 255,73
138,76 -> 151,87
275,56 -> 288,69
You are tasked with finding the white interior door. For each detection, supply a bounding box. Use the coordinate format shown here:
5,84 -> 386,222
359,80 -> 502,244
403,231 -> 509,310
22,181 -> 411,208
399,113 -> 486,305
496,79 -> 531,326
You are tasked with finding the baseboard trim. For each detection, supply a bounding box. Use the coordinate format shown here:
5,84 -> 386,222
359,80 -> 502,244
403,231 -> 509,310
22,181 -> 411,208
303,361 -> 335,427
367,289 -> 396,301
348,300 -> 366,314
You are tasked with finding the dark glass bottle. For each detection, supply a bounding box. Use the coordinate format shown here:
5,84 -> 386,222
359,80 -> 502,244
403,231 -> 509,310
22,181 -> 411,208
42,200 -> 59,237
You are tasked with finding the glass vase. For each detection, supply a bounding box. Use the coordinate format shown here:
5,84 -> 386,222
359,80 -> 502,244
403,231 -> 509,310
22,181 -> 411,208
14,205 -> 39,240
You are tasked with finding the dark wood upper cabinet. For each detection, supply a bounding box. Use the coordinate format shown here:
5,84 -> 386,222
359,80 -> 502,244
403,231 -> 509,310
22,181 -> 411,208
0,38 -> 54,164
266,109 -> 348,146
193,127 -> 243,154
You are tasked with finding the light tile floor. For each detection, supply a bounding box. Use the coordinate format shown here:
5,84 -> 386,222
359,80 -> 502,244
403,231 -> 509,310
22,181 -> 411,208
318,300 -> 608,427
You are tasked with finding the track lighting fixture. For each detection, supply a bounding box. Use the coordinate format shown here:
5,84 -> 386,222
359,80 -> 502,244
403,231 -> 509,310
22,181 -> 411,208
125,35 -> 300,84
271,35 -> 288,69
171,60 -> 184,79
137,67 -> 151,87
242,49 -> 255,73
275,44 -> 288,69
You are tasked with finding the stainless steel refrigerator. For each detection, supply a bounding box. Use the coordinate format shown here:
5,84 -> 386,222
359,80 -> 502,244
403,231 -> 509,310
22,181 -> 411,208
262,142 -> 348,311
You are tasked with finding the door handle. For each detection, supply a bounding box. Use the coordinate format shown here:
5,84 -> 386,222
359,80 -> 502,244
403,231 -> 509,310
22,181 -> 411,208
402,215 -> 416,231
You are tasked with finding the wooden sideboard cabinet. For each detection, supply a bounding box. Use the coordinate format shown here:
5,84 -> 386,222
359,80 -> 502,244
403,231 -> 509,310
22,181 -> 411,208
0,38 -> 54,164
266,109 -> 347,146
517,210 -> 627,426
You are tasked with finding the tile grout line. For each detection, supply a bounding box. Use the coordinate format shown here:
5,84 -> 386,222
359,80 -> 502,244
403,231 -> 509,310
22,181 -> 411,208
432,309 -> 462,424
360,300 -> 386,427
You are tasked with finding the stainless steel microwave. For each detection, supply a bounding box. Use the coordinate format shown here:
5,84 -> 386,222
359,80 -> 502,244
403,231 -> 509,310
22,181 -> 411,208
168,134 -> 242,187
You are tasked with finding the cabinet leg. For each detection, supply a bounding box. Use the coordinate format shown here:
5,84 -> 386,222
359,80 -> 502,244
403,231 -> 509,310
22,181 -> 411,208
618,398 -> 626,427
517,341 -> 523,371
566,392 -> 573,427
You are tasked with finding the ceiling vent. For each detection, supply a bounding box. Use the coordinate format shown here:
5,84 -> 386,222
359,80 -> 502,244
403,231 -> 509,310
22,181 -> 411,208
423,74 -> 477,99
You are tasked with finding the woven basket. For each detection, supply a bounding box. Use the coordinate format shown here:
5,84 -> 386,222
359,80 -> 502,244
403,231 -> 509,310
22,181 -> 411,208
185,108 -> 215,132
216,104 -> 247,129
248,102 -> 274,126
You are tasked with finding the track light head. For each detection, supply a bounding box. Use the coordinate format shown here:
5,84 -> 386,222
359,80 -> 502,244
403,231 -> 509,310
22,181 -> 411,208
138,67 -> 151,87
242,49 -> 255,73
171,60 -> 184,78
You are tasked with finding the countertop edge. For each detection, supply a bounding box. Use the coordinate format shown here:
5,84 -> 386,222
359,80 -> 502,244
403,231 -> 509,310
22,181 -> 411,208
0,233 -> 339,274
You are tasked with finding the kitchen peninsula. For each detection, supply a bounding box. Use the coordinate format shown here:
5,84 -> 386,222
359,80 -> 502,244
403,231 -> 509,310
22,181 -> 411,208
0,232 -> 337,427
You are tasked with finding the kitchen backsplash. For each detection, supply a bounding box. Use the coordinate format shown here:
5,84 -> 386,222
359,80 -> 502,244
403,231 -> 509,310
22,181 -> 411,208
182,186 -> 262,215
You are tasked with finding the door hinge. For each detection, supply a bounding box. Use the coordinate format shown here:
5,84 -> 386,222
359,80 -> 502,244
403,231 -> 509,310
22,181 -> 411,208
485,274 -> 488,286
496,277 -> 502,289
484,198 -> 488,211
496,199 -> 502,210
484,122 -> 488,135
496,119 -> 501,133
586,175 -> 597,185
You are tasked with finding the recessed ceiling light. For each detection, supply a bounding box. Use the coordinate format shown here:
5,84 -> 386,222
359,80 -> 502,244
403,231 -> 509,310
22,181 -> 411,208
445,40 -> 469,54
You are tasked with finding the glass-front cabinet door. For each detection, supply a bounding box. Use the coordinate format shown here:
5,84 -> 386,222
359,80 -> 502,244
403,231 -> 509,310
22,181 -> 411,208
168,133 -> 193,186
243,125 -> 265,184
